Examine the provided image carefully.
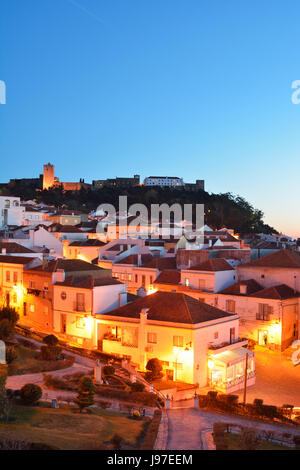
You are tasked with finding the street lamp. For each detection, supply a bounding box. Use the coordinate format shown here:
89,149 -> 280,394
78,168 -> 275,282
208,359 -> 214,390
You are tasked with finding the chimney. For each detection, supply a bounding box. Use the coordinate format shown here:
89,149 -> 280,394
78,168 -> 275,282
55,269 -> 65,283
140,308 -> 149,320
240,284 -> 247,295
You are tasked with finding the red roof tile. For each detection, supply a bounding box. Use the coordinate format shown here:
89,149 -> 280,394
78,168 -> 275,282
188,259 -> 234,272
241,250 -> 300,269
101,291 -> 236,324
219,279 -> 263,295
250,284 -> 300,300
154,270 -> 181,285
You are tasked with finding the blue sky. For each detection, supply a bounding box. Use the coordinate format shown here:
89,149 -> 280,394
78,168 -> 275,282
1,0 -> 300,236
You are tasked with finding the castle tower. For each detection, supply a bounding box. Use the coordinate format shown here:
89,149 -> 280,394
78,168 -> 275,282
43,163 -> 55,190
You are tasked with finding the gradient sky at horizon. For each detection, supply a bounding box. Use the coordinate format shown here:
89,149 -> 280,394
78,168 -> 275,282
1,0 -> 300,237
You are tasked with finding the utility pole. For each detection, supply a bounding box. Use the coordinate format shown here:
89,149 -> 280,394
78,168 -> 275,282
243,352 -> 248,405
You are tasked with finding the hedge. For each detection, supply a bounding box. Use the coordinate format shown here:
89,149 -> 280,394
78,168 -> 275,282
140,410 -> 162,450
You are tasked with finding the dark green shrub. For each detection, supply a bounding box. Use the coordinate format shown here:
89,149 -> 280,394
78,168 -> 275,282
20,384 -> 42,405
207,390 -> 218,401
131,382 -> 145,392
145,358 -> 163,381
110,434 -> 123,450
253,398 -> 263,407
40,345 -> 62,361
6,346 -> 18,364
74,376 -> 96,412
43,335 -> 59,347
140,410 -> 161,450
103,365 -> 115,376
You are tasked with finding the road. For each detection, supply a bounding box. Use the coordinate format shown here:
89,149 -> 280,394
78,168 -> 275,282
166,407 -> 300,450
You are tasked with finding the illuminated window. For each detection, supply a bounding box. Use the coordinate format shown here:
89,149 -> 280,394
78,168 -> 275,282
147,332 -> 157,344
30,304 -> 35,312
13,272 -> 18,284
173,336 -> 183,347
6,271 -> 10,282
128,274 -> 132,281
185,279 -> 189,286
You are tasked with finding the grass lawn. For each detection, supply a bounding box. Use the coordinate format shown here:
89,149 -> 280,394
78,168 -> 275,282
0,404 -> 149,450
224,433 -> 294,450
7,345 -> 73,376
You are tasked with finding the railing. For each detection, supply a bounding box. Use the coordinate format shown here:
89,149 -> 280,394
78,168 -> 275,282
73,302 -> 86,312
208,337 -> 248,351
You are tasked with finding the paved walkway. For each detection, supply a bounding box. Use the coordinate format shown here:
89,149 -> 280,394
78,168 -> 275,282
166,408 -> 300,450
6,362 -> 91,390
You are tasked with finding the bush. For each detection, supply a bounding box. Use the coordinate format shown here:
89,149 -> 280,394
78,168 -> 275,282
74,376 -> 96,412
131,382 -> 145,392
0,320 -> 14,342
40,345 -> 62,361
110,434 -> 123,450
145,358 -> 163,381
103,365 -> 115,376
6,346 -> 18,364
43,335 -> 59,347
253,398 -> 263,407
20,384 -> 42,405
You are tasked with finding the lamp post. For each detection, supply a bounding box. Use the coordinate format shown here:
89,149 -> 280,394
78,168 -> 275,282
208,359 -> 214,390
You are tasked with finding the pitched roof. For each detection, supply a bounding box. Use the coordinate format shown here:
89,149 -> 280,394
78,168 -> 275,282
55,275 -> 122,289
0,255 -> 38,265
188,259 -> 234,272
102,291 -> 236,324
142,257 -> 177,270
241,250 -> 300,269
114,254 -> 153,265
69,239 -> 106,247
250,284 -> 300,300
0,242 -> 35,254
154,270 -> 181,285
219,279 -> 263,296
29,258 -> 105,273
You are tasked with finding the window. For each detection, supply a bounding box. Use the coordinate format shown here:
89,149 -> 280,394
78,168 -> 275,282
142,275 -> 146,286
214,332 -> 219,339
147,332 -> 157,344
226,300 -> 235,313
4,200 -> 10,208
6,271 -> 10,282
256,303 -> 272,321
13,272 -> 18,284
76,293 -> 85,311
185,279 -> 189,287
135,274 -> 138,283
128,274 -> 132,281
173,336 -> 183,347
30,304 -> 35,313
29,280 -> 35,288
12,293 -> 17,304
230,327 -> 236,343
199,279 -> 206,289
120,273 -> 125,281
150,276 -> 153,284
61,291 -> 67,300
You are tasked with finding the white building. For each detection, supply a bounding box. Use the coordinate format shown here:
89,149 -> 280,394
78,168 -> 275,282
143,176 -> 184,187
0,196 -> 24,227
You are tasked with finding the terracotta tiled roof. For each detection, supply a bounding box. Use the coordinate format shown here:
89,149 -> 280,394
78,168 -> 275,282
54,225 -> 83,233
114,254 -> 153,265
101,291 -> 236,324
142,257 -> 177,270
0,255 -> 39,265
55,275 -> 122,289
69,240 -> 106,247
241,250 -> 300,268
219,279 -> 263,295
188,259 -> 234,272
250,284 -> 300,300
154,270 -> 181,285
29,258 -> 105,272
0,242 -> 35,254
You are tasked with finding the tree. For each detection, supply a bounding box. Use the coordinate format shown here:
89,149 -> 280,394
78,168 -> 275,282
103,365 -> 115,376
20,384 -> 42,405
0,365 -> 8,420
145,358 -> 163,381
74,376 -> 96,413
0,320 -> 14,342
43,335 -> 59,347
0,307 -> 19,342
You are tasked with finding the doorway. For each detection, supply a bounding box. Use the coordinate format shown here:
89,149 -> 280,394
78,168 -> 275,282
61,314 -> 67,334
258,329 -> 268,345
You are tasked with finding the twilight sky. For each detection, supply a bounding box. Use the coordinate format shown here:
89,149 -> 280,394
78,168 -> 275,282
1,0 -> 300,237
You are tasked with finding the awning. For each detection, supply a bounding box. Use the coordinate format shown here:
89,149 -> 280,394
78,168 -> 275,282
210,347 -> 253,367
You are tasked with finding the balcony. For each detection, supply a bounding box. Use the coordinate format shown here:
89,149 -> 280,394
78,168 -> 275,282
73,302 -> 86,312
208,337 -> 248,354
